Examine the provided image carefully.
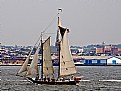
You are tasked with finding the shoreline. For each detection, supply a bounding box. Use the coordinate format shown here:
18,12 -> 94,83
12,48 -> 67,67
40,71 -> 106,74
1,64 -> 121,66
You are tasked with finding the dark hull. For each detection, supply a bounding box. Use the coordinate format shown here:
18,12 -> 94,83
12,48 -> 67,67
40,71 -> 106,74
27,78 -> 80,85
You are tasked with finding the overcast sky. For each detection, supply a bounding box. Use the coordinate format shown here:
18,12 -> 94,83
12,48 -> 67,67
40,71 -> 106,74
0,0 -> 121,46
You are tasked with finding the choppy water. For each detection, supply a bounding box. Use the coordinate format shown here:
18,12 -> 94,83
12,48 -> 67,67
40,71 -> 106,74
1,66 -> 121,91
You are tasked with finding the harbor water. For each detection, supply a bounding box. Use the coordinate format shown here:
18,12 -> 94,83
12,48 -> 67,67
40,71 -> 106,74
1,66 -> 121,91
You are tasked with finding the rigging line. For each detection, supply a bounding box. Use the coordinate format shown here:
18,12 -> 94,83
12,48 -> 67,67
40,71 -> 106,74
43,32 -> 56,38
32,11 -> 60,49
33,13 -> 59,46
34,37 -> 40,47
28,35 -> 41,55
42,13 -> 59,34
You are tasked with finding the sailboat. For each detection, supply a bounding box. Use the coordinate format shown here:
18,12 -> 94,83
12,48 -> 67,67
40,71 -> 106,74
17,12 -> 81,85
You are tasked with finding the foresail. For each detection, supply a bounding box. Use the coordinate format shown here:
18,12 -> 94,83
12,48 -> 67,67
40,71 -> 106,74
59,27 -> 77,76
17,50 -> 32,77
43,37 -> 54,77
26,45 -> 40,78
17,56 -> 29,77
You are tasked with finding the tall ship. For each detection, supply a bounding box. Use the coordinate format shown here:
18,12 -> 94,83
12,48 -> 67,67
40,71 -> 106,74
16,9 -> 81,85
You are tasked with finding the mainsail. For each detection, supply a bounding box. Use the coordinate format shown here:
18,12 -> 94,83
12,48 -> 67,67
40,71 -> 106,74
26,44 -> 40,78
43,37 -> 54,77
59,26 -> 77,76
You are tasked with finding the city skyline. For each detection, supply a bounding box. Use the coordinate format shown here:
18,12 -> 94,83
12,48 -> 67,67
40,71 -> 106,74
0,0 -> 121,46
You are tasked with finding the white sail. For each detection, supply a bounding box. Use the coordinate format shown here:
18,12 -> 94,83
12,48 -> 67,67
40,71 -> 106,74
17,49 -> 32,77
26,45 -> 40,78
59,27 -> 77,76
43,37 -> 54,77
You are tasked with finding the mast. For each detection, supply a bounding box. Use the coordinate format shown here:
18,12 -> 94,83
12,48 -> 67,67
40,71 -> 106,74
57,8 -> 62,78
41,32 -> 43,79
58,17 -> 60,78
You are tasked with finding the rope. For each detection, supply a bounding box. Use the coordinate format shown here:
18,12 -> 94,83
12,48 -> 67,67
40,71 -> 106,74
42,13 -> 59,33
33,13 -> 59,47
32,9 -> 62,50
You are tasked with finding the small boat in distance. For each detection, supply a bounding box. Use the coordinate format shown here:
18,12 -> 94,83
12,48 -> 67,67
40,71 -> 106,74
16,10 -> 81,85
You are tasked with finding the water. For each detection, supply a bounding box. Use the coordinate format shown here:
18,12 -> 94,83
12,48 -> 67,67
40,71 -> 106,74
1,66 -> 121,91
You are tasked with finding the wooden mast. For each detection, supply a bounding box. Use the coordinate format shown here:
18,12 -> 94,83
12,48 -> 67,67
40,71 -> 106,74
58,8 -> 62,78
58,16 -> 60,78
41,32 -> 43,79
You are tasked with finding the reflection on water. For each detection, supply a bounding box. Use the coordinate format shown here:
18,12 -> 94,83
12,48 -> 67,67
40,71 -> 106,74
1,66 -> 121,91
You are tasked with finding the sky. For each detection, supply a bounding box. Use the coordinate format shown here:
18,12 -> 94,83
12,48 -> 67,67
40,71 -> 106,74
0,0 -> 121,46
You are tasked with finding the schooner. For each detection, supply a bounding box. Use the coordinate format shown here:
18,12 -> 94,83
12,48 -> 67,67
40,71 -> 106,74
16,10 -> 81,85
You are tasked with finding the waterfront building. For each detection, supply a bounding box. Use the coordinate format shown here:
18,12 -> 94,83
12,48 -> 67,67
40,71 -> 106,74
107,56 -> 121,65
96,45 -> 121,56
73,56 -> 121,66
